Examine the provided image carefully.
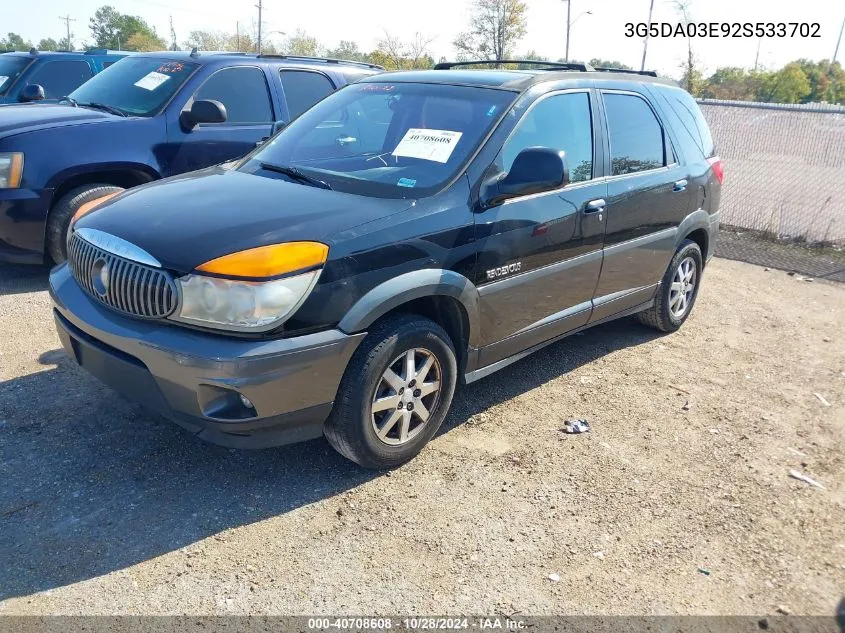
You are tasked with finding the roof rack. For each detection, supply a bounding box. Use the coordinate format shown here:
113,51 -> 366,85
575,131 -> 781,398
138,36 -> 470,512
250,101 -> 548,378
257,54 -> 383,70
435,60 -> 660,77
434,60 -> 595,71
594,66 -> 658,77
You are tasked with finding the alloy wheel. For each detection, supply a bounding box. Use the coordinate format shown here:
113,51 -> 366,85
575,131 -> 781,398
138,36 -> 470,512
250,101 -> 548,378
371,348 -> 442,446
669,256 -> 697,318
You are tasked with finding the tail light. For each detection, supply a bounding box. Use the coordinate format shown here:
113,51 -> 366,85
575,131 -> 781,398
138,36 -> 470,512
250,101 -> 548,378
707,156 -> 724,185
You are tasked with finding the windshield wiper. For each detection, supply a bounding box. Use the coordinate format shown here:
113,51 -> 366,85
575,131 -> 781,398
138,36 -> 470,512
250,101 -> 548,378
259,163 -> 332,190
78,102 -> 128,117
60,96 -> 78,107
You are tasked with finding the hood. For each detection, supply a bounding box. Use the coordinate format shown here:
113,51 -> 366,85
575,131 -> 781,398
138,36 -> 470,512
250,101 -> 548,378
0,104 -> 114,137
75,167 -> 415,273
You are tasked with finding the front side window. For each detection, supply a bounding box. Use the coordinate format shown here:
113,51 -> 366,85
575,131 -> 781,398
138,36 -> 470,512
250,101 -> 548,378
68,57 -> 198,117
192,66 -> 273,124
28,60 -> 93,99
240,82 -> 517,198
500,92 -> 594,183
603,92 -> 665,176
0,56 -> 32,96
280,70 -> 335,120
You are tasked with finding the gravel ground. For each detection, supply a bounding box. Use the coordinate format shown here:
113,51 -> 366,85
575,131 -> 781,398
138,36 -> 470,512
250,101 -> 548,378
0,258 -> 843,616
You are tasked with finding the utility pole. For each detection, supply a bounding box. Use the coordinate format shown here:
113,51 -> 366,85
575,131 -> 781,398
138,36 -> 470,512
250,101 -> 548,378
754,37 -> 762,72
236,21 -> 240,52
640,0 -> 655,71
564,0 -> 572,62
169,15 -> 177,51
255,0 -> 263,54
58,14 -> 76,50
834,14 -> 845,64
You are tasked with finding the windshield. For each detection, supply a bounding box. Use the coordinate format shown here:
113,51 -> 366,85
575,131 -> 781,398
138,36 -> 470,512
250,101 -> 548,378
67,57 -> 198,116
0,56 -> 32,96
240,82 -> 517,198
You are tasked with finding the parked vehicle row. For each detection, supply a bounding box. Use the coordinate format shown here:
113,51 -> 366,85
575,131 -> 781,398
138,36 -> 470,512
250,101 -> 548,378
0,48 -> 126,104
0,50 -> 382,264
45,60 -> 723,468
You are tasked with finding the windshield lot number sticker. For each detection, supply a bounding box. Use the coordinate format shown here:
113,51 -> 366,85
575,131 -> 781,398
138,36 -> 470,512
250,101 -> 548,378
134,71 -> 170,91
393,128 -> 463,163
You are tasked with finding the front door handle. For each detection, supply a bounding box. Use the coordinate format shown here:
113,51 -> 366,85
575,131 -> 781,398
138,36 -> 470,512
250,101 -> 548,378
673,179 -> 688,192
584,199 -> 606,214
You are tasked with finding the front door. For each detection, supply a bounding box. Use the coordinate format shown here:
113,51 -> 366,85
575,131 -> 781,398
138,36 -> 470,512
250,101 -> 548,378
474,89 -> 607,367
166,66 -> 275,175
590,89 -> 694,322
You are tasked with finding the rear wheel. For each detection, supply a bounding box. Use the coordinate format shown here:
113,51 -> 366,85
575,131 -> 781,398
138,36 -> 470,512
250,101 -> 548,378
46,184 -> 124,264
636,239 -> 703,332
324,314 -> 458,469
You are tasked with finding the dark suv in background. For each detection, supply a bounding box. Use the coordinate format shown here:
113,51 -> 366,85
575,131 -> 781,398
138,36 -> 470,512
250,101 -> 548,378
0,48 -> 126,104
49,61 -> 722,469
0,51 -> 381,264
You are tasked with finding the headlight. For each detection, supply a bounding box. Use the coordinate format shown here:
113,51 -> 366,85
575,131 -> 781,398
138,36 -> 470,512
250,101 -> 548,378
171,242 -> 328,332
0,153 -> 24,189
174,270 -> 320,331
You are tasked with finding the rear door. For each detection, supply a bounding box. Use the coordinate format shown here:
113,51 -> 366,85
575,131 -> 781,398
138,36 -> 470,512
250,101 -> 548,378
166,65 -> 275,174
25,59 -> 94,99
590,89 -> 693,322
474,89 -> 608,366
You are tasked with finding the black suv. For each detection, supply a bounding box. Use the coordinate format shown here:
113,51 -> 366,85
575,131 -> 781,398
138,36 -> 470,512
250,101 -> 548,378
49,61 -> 722,469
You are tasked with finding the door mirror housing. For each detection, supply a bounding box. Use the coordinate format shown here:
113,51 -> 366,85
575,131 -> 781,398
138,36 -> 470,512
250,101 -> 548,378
181,99 -> 227,129
19,84 -> 46,103
479,147 -> 569,209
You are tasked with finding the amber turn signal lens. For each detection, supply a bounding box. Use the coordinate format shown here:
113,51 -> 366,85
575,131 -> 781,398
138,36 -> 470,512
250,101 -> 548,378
195,242 -> 329,279
71,192 -> 120,225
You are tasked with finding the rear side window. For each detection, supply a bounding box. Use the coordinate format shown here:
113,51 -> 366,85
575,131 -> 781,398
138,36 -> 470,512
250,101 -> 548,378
280,70 -> 335,120
662,88 -> 715,158
501,92 -> 594,183
193,66 -> 273,124
28,60 -> 93,99
603,93 -> 665,176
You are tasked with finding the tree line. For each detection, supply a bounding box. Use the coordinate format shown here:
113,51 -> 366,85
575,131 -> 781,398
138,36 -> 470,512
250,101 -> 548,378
3,0 -> 843,105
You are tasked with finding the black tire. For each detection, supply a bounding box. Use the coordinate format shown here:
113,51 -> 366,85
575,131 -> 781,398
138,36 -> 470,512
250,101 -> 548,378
324,314 -> 458,470
636,239 -> 704,332
46,184 -> 124,264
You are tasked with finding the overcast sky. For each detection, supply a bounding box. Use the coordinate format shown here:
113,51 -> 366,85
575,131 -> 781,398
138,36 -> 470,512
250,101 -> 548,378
8,0 -> 845,77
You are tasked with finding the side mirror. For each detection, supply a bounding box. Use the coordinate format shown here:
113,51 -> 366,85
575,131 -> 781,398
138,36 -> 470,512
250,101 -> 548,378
181,99 -> 227,129
479,147 -> 569,209
19,84 -> 45,103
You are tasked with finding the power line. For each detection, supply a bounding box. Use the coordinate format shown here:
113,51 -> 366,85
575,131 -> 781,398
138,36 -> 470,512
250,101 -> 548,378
58,14 -> 76,49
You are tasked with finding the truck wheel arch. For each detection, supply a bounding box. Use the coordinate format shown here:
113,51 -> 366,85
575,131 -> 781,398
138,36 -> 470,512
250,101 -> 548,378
337,269 -> 483,350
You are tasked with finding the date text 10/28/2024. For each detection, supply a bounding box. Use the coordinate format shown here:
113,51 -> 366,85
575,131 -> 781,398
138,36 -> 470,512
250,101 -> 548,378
625,22 -> 821,39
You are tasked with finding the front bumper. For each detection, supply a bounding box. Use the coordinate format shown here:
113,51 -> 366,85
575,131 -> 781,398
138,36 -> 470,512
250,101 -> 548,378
0,187 -> 53,264
49,263 -> 365,448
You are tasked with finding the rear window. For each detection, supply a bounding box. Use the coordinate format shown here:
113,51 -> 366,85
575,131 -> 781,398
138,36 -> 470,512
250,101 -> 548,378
660,87 -> 715,158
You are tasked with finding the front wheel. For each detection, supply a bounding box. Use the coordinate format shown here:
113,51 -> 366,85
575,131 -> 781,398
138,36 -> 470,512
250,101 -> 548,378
636,239 -> 703,332
46,184 -> 124,264
324,315 -> 458,469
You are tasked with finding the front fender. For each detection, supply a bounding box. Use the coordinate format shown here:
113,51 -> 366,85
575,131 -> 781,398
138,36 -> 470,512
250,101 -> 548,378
337,269 -> 482,349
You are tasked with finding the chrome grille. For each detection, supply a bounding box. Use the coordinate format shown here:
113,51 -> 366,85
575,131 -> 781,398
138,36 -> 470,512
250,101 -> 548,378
68,232 -> 178,319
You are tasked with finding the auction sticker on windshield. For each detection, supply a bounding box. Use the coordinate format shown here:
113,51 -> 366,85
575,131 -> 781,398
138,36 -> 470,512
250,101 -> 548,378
134,71 -> 170,91
393,128 -> 463,163
0,77 -> 8,89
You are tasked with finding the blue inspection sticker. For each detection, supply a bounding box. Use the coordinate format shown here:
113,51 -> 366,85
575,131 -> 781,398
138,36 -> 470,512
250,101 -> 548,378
486,105 -> 498,116
397,177 -> 417,188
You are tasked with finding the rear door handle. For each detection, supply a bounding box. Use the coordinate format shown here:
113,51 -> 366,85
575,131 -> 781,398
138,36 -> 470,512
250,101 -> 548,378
673,179 -> 688,192
584,199 -> 606,214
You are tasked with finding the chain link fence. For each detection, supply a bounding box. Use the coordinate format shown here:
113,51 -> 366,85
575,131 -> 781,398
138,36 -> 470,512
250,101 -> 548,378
696,99 -> 845,280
